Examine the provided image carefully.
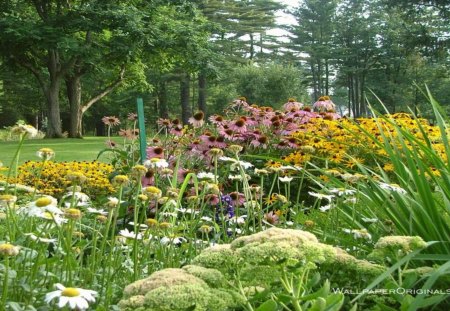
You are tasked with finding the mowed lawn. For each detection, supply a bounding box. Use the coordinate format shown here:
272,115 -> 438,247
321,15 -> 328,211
0,137 -> 113,165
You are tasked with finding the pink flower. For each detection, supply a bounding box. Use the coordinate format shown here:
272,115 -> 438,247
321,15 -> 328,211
283,98 -> 304,111
229,192 -> 245,207
105,140 -> 117,148
188,111 -> 205,128
146,146 -> 164,159
209,115 -> 226,126
157,118 -> 172,128
264,211 -> 279,225
229,118 -> 247,133
170,125 -> 184,136
102,116 -> 120,126
250,135 -> 268,149
313,96 -> 336,112
118,129 -> 139,140
127,113 -> 138,121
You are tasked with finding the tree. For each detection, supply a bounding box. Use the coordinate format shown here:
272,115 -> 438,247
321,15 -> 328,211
0,1 -> 158,137
289,0 -> 338,99
232,63 -> 308,107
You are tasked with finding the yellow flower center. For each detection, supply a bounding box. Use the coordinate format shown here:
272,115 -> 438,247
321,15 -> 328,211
61,288 -> 80,297
35,197 -> 52,207
65,208 -> 82,219
159,222 -> 171,229
0,243 -> 13,251
42,212 -> 53,220
39,148 -> 54,154
113,175 -> 129,185
0,195 -> 16,203
145,218 -> 158,226
144,186 -> 161,194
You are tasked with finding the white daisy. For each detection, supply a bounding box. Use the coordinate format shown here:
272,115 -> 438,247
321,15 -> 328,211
319,204 -> 333,212
128,222 -> 149,229
362,217 -> 378,223
25,233 -> 57,244
86,207 -> 108,216
118,228 -> 143,240
176,208 -> 199,215
197,172 -> 217,181
279,165 -> 302,171
379,183 -> 407,194
228,174 -> 244,181
343,228 -> 372,240
22,196 -> 63,217
230,160 -> 254,171
45,283 -> 97,310
308,192 -> 334,202
143,158 -> 169,169
160,236 -> 187,245
279,176 -> 293,183
328,188 -> 356,196
228,215 -> 247,225
37,212 -> 68,225
227,228 -> 242,235
63,192 -> 91,207
218,156 -> 238,163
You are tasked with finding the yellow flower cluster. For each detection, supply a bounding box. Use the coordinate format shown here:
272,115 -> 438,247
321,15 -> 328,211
9,161 -> 115,198
283,113 -> 446,170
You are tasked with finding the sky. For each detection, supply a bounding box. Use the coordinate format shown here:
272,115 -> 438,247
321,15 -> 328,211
267,0 -> 300,38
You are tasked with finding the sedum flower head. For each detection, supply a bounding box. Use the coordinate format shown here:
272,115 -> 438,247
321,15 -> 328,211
119,267 -> 242,311
191,244 -> 236,270
368,235 -> 427,262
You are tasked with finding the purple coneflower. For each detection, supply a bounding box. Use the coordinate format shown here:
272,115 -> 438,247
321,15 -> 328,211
102,116 -> 120,126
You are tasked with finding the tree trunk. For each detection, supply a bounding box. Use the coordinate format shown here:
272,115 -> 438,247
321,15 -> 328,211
249,33 -> 254,60
45,50 -> 64,138
360,72 -> 366,116
198,72 -> 207,115
310,62 -> 318,99
66,75 -> 83,138
325,58 -> 329,95
180,73 -> 191,124
158,81 -> 169,118
45,81 -> 63,138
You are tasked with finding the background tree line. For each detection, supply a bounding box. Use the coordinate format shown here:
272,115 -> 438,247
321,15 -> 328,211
0,0 -> 449,138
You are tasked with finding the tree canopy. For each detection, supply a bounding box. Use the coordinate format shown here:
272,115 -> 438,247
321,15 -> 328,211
1,0 -> 449,133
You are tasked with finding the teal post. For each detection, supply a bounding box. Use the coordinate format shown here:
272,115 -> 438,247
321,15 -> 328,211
137,97 -> 147,163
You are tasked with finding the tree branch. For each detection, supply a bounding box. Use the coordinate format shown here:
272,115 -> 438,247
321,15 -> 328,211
81,67 -> 126,113
12,55 -> 48,93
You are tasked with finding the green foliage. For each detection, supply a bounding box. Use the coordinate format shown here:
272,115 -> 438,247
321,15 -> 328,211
232,63 -> 309,107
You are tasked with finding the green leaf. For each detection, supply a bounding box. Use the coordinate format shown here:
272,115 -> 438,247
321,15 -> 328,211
255,299 -> 278,311
324,293 -> 345,311
308,297 -> 326,311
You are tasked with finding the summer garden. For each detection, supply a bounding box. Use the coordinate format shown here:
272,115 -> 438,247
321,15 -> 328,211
1,0 -> 450,311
